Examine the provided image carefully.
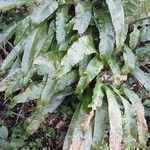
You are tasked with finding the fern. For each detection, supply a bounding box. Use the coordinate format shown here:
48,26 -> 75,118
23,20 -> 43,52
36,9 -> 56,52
0,0 -> 150,149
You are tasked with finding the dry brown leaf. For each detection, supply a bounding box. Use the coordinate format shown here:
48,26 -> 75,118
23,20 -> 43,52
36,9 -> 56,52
69,139 -> 82,150
80,110 -> 94,132
132,101 -> 148,144
110,134 -> 122,150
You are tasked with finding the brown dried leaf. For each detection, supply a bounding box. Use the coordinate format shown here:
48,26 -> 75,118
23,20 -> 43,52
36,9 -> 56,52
80,110 -> 94,132
124,88 -> 148,148
69,139 -> 82,150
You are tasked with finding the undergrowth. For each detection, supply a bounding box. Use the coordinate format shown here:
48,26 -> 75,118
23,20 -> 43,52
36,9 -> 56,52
0,0 -> 150,149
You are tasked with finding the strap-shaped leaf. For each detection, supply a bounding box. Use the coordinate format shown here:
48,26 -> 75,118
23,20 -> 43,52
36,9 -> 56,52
106,0 -> 126,50
121,96 -> 138,149
121,45 -> 135,74
112,86 -> 138,149
0,21 -> 20,46
124,88 -> 148,148
0,41 -> 24,72
63,105 -> 80,150
56,6 -> 67,50
57,35 -> 96,77
132,66 -> 150,91
129,25 -> 140,49
14,17 -> 30,45
63,93 -> 92,150
105,86 -> 123,150
73,1 -> 92,35
108,56 -> 121,85
40,21 -> 55,54
40,77 -> 57,105
30,0 -> 58,25
76,57 -> 103,94
21,24 -> 48,76
94,8 -> 115,60
89,77 -> 104,110
12,82 -> 44,106
81,77 -> 104,132
0,0 -> 34,12
92,103 -> 107,149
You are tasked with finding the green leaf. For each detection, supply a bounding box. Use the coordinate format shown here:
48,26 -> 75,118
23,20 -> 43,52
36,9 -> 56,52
40,21 -> 55,54
73,1 -> 92,35
56,6 -> 67,50
12,82 -> 44,106
105,86 -> 123,150
108,56 -> 121,85
57,35 -> 96,77
121,97 -> 138,149
40,77 -> 57,105
84,78 -> 106,148
129,25 -> 140,49
0,40 -> 24,72
80,124 -> 93,150
124,0 -> 150,23
94,8 -> 115,60
140,21 -> 150,42
112,86 -> 137,149
0,139 -> 12,150
14,17 -> 30,45
63,93 -> 92,150
106,0 -> 126,50
0,0 -> 34,12
121,45 -> 135,74
9,58 -> 21,74
23,67 -> 37,86
79,55 -> 92,76
0,126 -> 8,139
40,70 -> 77,105
56,70 -> 78,91
132,0 -> 150,22
89,77 -> 104,110
30,0 -> 58,25
136,44 -> 150,60
10,139 -> 25,149
76,57 -> 103,94
0,21 -> 20,46
124,88 -> 148,148
92,103 -> 107,149
21,24 -> 48,76
63,105 -> 80,150
33,51 -> 65,75
132,66 -> 150,91
0,69 -> 23,95
143,99 -> 150,108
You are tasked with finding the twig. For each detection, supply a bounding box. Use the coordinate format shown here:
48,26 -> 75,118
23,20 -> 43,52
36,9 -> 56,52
15,104 -> 24,124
